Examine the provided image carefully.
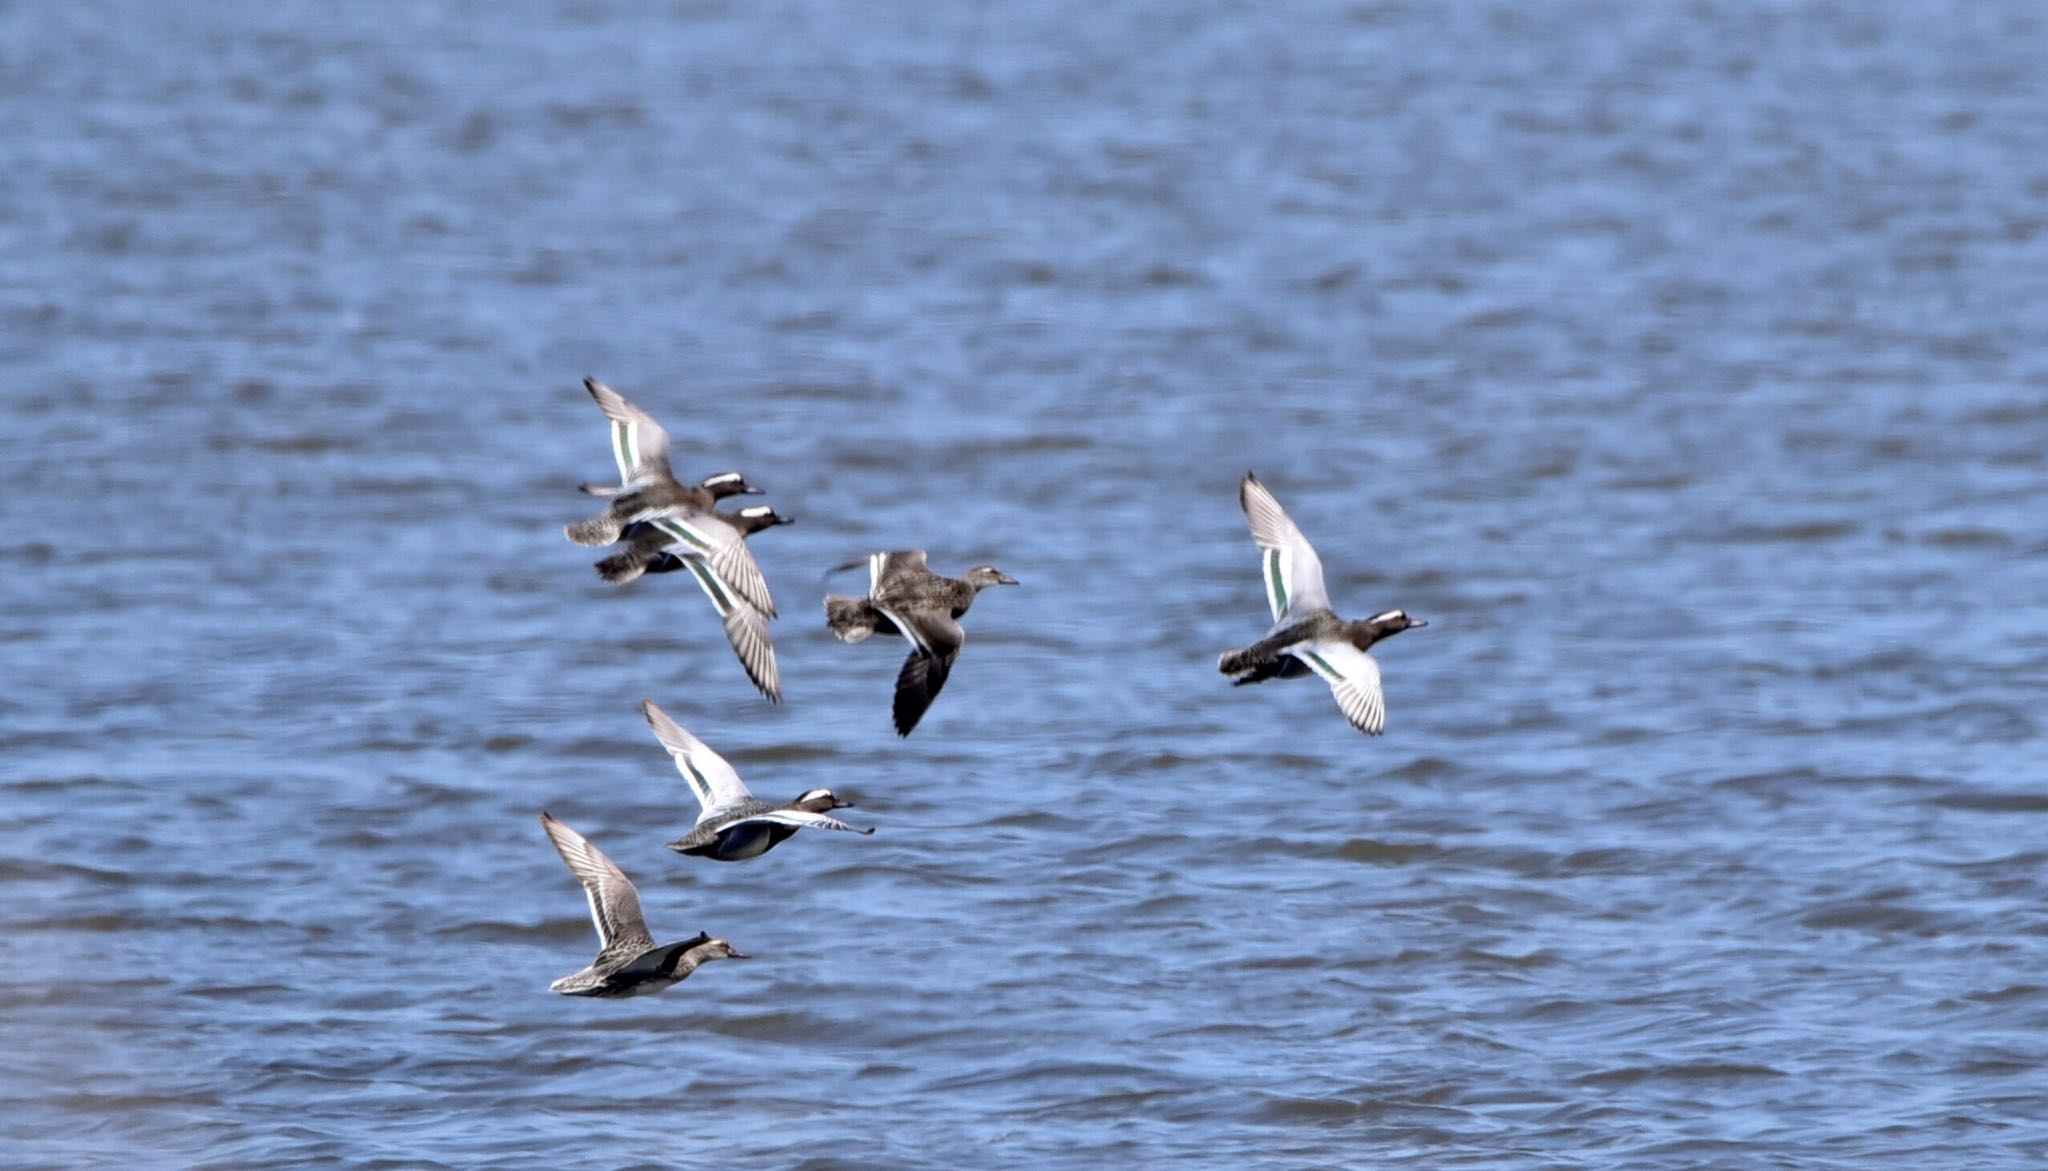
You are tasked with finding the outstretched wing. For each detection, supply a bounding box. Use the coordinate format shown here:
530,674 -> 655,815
869,549 -> 931,593
881,605 -> 963,659
680,559 -> 781,703
730,808 -> 875,835
640,699 -> 754,817
1240,473 -> 1330,622
649,514 -> 776,618
541,813 -> 655,953
584,377 -> 673,486
1294,640 -> 1387,736
618,933 -> 711,978
893,646 -> 960,737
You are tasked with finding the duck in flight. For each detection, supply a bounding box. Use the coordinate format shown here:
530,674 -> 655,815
640,698 -> 873,861
824,551 -> 1018,737
563,377 -> 778,620
1218,473 -> 1427,736
539,811 -> 748,997
597,506 -> 795,703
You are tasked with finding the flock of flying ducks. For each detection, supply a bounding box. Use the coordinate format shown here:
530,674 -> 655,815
538,378 -> 1429,997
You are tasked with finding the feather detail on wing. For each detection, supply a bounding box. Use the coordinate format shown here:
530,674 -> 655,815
681,560 -> 781,703
719,595 -> 781,704
651,515 -> 776,618
892,647 -> 959,737
869,549 -> 931,592
616,934 -> 707,978
1240,473 -> 1331,621
640,699 -> 754,813
730,808 -> 875,835
1295,640 -> 1388,736
584,378 -> 674,486
541,813 -> 655,953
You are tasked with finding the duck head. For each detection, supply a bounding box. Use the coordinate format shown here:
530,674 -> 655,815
1359,608 -> 1428,644
730,504 -> 795,535
693,937 -> 750,962
698,471 -> 766,499
794,787 -> 854,812
962,565 -> 1020,590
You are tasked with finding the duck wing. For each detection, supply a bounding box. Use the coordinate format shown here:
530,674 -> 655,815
887,609 -> 966,737
1240,473 -> 1331,622
541,813 -> 656,955
680,559 -> 781,703
640,699 -> 755,820
892,647 -> 958,737
1294,640 -> 1387,736
584,377 -> 675,487
727,807 -> 874,835
616,933 -> 711,978
868,549 -> 932,593
649,513 -> 777,619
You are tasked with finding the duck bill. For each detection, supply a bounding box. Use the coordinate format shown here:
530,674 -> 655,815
997,573 -> 1020,586
1409,617 -> 1429,628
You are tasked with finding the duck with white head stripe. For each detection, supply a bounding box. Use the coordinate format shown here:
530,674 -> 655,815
1217,473 -> 1428,736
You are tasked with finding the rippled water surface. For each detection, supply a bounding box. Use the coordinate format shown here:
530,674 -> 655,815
6,1 -> 2048,1167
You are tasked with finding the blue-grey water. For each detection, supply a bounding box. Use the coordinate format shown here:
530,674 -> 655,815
5,1 -> 2047,1167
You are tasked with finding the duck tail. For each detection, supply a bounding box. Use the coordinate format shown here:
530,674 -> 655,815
1226,657 -> 1286,686
565,511 -> 623,547
824,594 -> 879,643
1218,643 -> 1274,677
594,547 -> 650,585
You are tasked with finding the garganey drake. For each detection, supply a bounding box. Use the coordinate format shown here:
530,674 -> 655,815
1217,473 -> 1427,736
598,506 -> 795,703
563,377 -> 777,619
641,698 -> 873,861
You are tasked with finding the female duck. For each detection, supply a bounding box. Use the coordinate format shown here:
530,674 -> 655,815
540,812 -> 748,997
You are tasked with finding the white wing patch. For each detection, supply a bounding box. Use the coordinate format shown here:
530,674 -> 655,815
876,605 -> 930,654
584,378 -> 671,486
683,557 -> 740,617
738,808 -> 873,834
1297,640 -> 1388,736
1241,475 -> 1331,620
611,418 -> 637,484
641,699 -> 754,813
651,515 -> 775,617
651,516 -> 718,554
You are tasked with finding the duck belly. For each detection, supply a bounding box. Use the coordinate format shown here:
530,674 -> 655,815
711,822 -> 778,860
